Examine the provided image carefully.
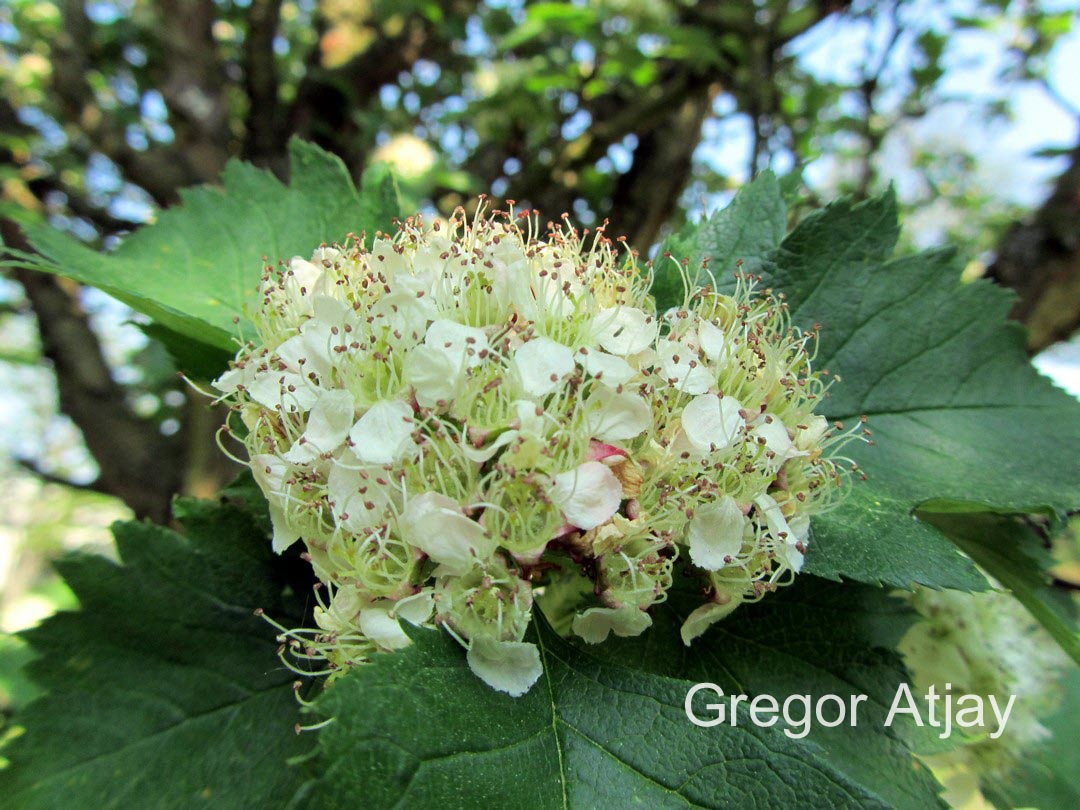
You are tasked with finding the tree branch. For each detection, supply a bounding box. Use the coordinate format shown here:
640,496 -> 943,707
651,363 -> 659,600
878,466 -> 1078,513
14,456 -> 110,495
287,4 -> 477,175
242,0 -> 285,170
51,0 -> 201,205
153,0 -> 232,182
606,83 -> 717,249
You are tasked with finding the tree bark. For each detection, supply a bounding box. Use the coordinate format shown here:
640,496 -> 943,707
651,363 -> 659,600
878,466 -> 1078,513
5,253 -> 182,523
988,139 -> 1080,352
606,83 -> 717,250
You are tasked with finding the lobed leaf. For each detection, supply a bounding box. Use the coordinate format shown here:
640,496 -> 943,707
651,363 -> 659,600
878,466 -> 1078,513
307,578 -> 945,809
0,498 -> 314,808
25,140 -> 403,353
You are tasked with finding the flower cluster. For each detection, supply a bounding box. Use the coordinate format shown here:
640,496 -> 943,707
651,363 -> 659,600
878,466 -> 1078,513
215,205 -> 851,695
899,586 -> 1069,802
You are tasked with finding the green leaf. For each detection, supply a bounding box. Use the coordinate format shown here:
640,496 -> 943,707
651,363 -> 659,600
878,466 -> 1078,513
774,195 -> 1079,590
501,3 -> 597,51
25,140 -> 404,351
921,512 -> 1080,665
357,162 -> 405,238
565,577 -> 946,808
653,171 -> 785,311
138,322 -> 235,381
0,635 -> 40,717
307,577 -> 944,809
0,498 -> 314,808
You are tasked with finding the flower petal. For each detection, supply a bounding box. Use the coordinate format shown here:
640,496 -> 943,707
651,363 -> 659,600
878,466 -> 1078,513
754,493 -> 793,542
284,389 -> 355,463
780,542 -> 807,572
424,319 -> 489,370
688,495 -> 747,570
326,454 -> 390,531
698,318 -> 729,362
584,386 -> 652,441
572,605 -> 652,644
749,416 -> 801,467
359,606 -> 411,650
349,399 -> 416,464
213,366 -> 243,395
795,414 -> 830,451
466,638 -> 543,696
594,306 -> 656,355
286,256 -> 325,294
552,461 -> 623,530
404,344 -> 458,407
580,350 -> 636,386
679,597 -> 743,646
402,492 -> 495,574
513,336 -> 575,397
393,590 -> 435,625
658,340 -> 713,394
681,394 -> 745,455
250,454 -> 303,552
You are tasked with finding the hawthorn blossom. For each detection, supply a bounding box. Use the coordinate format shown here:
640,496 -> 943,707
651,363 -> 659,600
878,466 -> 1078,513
216,206 -> 851,696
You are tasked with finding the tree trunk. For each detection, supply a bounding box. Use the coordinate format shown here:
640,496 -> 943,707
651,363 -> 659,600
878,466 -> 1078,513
988,140 -> 1080,353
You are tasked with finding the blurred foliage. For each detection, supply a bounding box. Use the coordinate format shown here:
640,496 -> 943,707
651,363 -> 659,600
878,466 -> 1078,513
1,0 -> 1075,245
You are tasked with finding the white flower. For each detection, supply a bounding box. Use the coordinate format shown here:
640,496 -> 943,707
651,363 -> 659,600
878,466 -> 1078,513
681,394 -> 745,454
286,255 -> 329,297
754,493 -> 805,572
359,605 -> 412,651
349,399 -> 416,464
572,605 -> 652,643
393,589 -> 436,625
326,453 -> 391,532
594,306 -> 656,355
687,496 -> 746,570
223,211 -> 851,696
466,638 -> 543,697
251,453 -> 300,552
784,514 -> 811,571
796,414 -> 830,451
580,349 -> 637,386
754,493 -> 791,540
552,461 -> 623,530
372,273 -> 438,337
584,385 -> 651,441
246,338 -> 322,412
513,336 -> 575,397
299,296 -> 362,373
314,584 -> 366,634
749,415 -> 803,467
697,318 -> 729,362
283,389 -> 355,464
405,319 -> 490,407
461,399 -> 549,463
658,340 -> 712,394
402,492 -> 495,574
